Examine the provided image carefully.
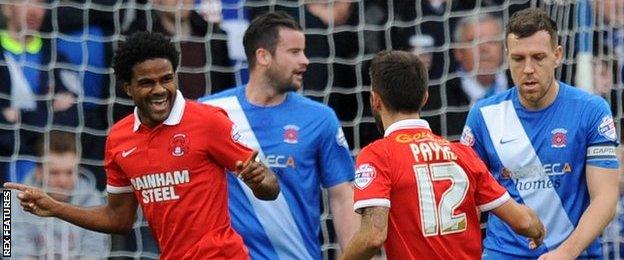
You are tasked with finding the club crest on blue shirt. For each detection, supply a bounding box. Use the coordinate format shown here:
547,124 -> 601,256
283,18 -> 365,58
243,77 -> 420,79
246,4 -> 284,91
550,128 -> 567,148
170,133 -> 189,157
598,116 -> 617,141
283,124 -> 299,144
354,163 -> 377,190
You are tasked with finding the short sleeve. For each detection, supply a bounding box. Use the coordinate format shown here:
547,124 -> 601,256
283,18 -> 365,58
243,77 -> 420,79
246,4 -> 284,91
206,108 -> 253,171
353,145 -> 391,214
318,111 -> 355,188
455,144 -> 509,212
585,98 -> 619,169
461,105 -> 489,164
105,137 -> 133,194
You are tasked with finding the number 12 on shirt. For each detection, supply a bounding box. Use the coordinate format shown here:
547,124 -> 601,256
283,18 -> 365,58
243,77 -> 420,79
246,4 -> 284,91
414,162 -> 469,237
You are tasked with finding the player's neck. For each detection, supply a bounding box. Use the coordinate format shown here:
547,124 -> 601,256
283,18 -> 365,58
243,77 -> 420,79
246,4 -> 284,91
382,111 -> 422,132
246,75 -> 288,106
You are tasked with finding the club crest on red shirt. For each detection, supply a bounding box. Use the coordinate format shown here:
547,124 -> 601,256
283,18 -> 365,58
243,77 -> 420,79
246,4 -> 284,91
170,133 -> 189,157
283,124 -> 299,144
551,128 -> 567,148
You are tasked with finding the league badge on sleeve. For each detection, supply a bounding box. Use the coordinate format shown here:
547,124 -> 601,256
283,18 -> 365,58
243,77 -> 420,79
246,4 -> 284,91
354,163 -> 377,190
460,126 -> 475,147
336,128 -> 349,149
598,116 -> 617,141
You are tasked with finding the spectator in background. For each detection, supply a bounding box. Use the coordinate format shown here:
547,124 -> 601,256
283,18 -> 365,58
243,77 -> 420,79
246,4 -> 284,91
420,14 -> 509,138
452,14 -> 508,103
12,130 -> 109,259
0,0 -> 79,182
125,0 -> 235,100
593,0 -> 623,60
41,0 -> 123,191
390,0 -> 477,81
592,47 -> 620,99
409,34 -> 435,70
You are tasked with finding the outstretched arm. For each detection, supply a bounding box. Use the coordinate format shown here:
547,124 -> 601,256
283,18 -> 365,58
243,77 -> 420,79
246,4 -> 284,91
5,182 -> 138,234
236,151 -> 280,200
341,206 -> 389,260
491,199 -> 545,249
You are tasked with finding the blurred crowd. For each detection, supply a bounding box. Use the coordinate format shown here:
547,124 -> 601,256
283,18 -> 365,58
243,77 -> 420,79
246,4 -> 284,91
0,0 -> 622,259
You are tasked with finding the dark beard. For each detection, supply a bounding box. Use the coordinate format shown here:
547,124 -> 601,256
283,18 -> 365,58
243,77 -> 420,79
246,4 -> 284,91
372,110 -> 384,135
266,67 -> 299,93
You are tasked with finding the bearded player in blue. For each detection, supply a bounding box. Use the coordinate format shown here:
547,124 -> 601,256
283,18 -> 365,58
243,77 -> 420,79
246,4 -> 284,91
461,9 -> 619,260
200,12 -> 358,260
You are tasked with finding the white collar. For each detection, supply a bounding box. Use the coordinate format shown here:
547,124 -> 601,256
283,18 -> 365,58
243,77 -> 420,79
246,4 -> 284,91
459,71 -> 508,103
133,90 -> 186,132
384,119 -> 430,137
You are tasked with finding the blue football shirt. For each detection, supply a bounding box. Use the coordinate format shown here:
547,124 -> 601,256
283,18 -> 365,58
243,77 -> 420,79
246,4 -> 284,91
462,82 -> 619,258
200,86 -> 354,260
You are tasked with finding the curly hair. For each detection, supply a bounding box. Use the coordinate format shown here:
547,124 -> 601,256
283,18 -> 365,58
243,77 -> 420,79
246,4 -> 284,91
112,31 -> 180,83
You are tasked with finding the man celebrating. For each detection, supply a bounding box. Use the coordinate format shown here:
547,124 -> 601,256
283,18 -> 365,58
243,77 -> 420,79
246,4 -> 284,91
342,50 -> 544,260
201,11 -> 358,260
5,31 -> 280,260
462,8 -> 620,260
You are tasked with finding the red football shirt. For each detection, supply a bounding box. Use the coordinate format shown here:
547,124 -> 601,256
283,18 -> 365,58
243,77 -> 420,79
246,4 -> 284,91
106,91 -> 252,260
353,119 -> 509,260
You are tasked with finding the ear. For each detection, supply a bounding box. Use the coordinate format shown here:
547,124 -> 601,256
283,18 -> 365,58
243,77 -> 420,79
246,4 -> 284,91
554,45 -> 563,67
421,90 -> 429,109
123,82 -> 133,98
370,90 -> 382,112
256,48 -> 271,67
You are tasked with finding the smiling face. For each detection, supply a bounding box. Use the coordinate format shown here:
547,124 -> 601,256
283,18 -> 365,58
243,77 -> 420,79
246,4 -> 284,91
124,58 -> 178,127
506,30 -> 562,109
264,28 -> 309,93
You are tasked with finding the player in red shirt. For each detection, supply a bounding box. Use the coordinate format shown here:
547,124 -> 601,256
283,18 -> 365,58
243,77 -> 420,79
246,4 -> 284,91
4,32 -> 280,260
341,50 -> 545,260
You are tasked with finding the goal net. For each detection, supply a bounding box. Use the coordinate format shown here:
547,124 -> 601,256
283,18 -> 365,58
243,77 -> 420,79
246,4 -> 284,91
3,0 -> 623,259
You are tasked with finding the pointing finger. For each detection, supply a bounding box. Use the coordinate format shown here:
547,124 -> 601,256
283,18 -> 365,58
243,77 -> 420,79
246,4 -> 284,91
4,182 -> 29,191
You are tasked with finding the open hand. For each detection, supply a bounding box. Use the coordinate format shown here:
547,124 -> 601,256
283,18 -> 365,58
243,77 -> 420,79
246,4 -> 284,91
4,182 -> 58,217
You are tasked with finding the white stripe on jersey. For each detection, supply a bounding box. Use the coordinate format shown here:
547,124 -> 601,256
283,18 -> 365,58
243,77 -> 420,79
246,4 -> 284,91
480,100 -> 574,249
204,97 -> 313,260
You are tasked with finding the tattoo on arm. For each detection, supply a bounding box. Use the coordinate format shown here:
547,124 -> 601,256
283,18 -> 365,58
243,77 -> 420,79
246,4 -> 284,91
360,207 -> 389,234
